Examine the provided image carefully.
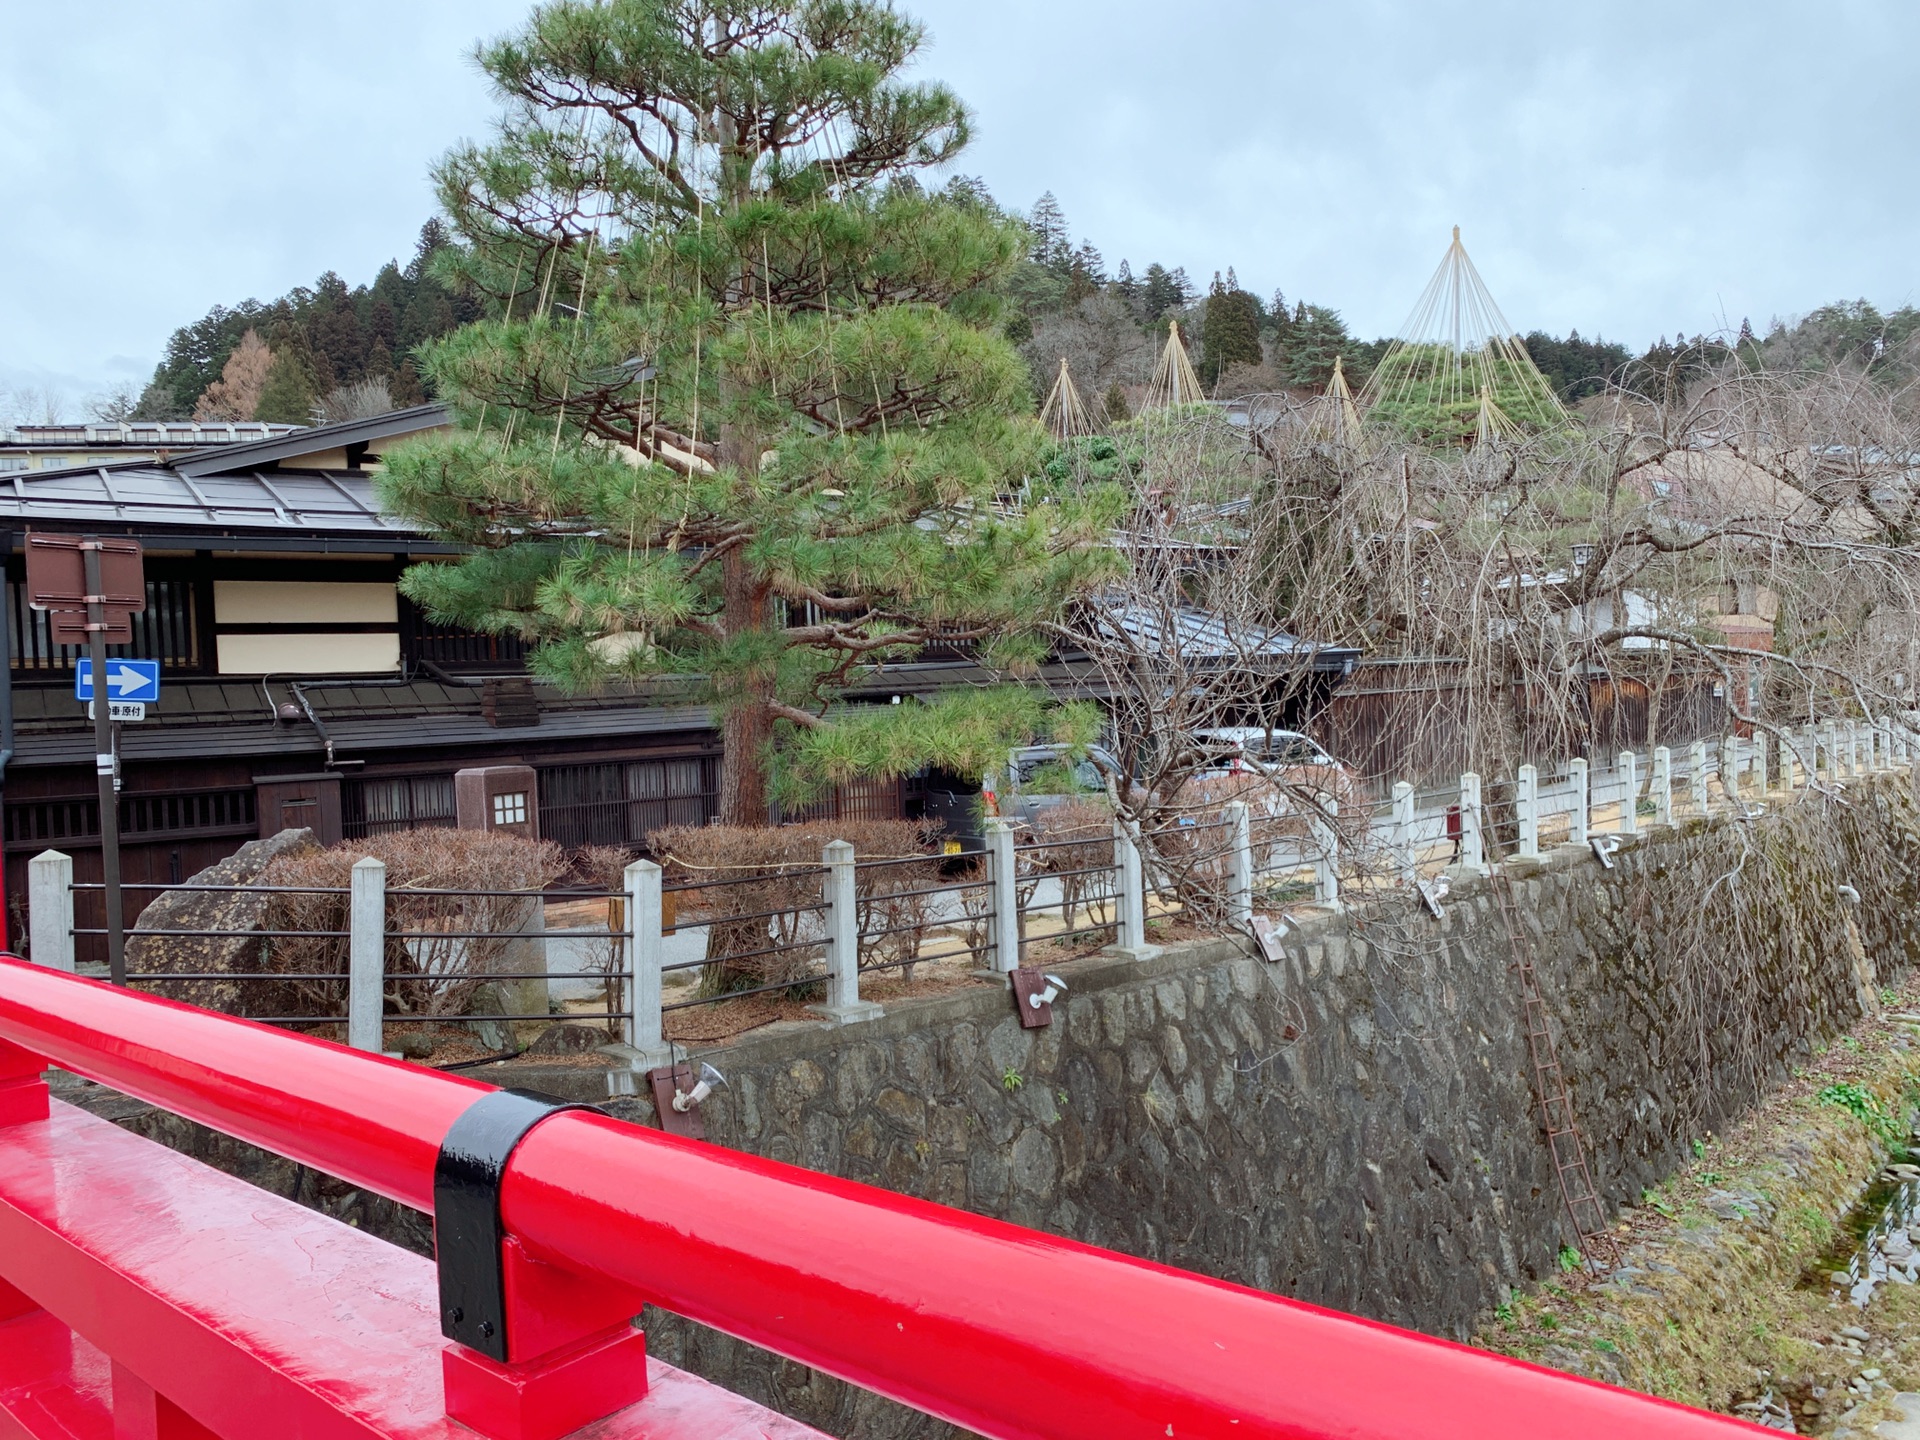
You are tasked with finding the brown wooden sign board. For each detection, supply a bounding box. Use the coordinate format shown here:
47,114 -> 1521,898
26,534 -> 144,645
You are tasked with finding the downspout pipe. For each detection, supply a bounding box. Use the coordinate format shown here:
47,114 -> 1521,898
286,682 -> 335,769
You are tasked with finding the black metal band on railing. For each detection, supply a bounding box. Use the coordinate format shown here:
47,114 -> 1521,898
434,1087 -> 601,1361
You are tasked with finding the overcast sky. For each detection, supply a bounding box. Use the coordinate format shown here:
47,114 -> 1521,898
4,0 -> 1915,413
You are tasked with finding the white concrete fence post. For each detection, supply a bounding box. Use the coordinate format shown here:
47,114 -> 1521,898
1652,746 -> 1673,826
1516,764 -> 1540,859
1720,737 -> 1740,810
1113,821 -> 1151,956
1392,781 -> 1417,884
813,840 -> 880,1024
1847,720 -> 1861,777
1310,798 -> 1340,911
1754,732 -> 1771,794
985,819 -> 1020,975
28,849 -> 74,973
624,858 -> 668,1066
1568,758 -> 1589,847
1813,723 -> 1828,785
1879,717 -> 1895,772
1687,741 -> 1707,815
1459,772 -> 1487,873
1618,751 -> 1638,836
347,857 -> 386,1054
1224,801 -> 1254,926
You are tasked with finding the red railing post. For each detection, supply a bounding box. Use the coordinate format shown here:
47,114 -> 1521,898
0,1035 -> 47,1129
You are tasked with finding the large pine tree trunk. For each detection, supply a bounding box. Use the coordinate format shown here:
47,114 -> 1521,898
717,541 -> 775,827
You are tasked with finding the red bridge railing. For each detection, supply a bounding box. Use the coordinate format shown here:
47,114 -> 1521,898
0,956 -> 1769,1439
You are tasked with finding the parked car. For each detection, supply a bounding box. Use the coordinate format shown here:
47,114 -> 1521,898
1181,727 -> 1361,837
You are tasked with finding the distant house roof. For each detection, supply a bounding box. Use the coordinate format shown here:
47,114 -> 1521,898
0,421 -> 302,450
1087,598 -> 1360,673
171,403 -> 449,477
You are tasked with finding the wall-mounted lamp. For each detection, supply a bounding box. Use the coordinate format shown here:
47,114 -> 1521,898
672,1061 -> 727,1113
1590,835 -> 1622,870
1027,975 -> 1068,1010
1417,876 -> 1449,919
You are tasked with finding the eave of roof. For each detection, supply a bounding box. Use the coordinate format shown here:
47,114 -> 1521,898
171,403 -> 450,477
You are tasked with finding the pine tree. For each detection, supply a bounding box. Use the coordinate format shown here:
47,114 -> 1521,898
382,0 -> 1122,826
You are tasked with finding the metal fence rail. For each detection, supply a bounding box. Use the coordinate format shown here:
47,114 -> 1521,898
20,716 -> 1915,1066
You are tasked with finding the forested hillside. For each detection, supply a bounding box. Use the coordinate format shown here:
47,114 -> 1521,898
131,221 -> 479,423
131,189 -> 1911,427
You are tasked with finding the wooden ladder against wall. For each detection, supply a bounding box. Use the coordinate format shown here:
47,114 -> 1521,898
1489,870 -> 1621,1272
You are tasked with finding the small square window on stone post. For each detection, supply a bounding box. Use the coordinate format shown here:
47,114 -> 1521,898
455,765 -> 540,840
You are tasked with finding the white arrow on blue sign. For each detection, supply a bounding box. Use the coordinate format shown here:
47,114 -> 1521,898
75,659 -> 161,704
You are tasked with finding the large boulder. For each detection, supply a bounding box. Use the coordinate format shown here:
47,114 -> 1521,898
126,829 -> 321,1013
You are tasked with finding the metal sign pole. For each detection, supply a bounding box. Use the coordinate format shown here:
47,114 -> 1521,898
81,541 -> 125,984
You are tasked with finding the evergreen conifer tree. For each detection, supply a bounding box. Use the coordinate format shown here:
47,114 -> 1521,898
1199,273 -> 1263,387
381,0 -> 1122,824
254,352 -> 315,424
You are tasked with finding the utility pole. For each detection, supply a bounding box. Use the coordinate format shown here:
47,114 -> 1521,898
81,540 -> 126,983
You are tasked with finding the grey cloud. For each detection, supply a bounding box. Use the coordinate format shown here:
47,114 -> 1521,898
5,0 -> 1914,409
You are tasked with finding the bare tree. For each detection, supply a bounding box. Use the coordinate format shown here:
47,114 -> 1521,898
86,383 -> 141,424
313,377 -> 395,425
1039,346 -> 1920,927
194,330 -> 273,422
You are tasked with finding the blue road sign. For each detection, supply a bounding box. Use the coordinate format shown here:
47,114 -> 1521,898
75,659 -> 161,704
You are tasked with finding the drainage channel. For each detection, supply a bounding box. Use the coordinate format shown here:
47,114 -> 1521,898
1805,1123 -> 1920,1310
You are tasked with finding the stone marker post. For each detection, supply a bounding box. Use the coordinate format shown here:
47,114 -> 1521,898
985,820 -> 1020,975
1459,772 -> 1487,874
28,850 -> 74,973
1515,765 -> 1539,859
1392,781 -> 1416,884
1568,758 -> 1589,847
1617,751 -> 1638,836
1224,801 -> 1254,926
811,840 -> 880,1024
347,857 -> 386,1054
624,859 -> 670,1068
1652,747 -> 1672,826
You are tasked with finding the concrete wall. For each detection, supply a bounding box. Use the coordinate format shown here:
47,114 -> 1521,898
619,775 -> 1920,1434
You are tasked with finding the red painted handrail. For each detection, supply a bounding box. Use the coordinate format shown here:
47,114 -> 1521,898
0,958 -> 1769,1440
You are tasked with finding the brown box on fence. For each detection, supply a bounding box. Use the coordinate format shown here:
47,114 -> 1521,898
454,765 -> 540,840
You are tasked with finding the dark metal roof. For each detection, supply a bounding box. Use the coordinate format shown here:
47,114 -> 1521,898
8,676 -> 712,768
1087,599 -> 1361,671
0,464 -> 415,535
172,404 -> 449,477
